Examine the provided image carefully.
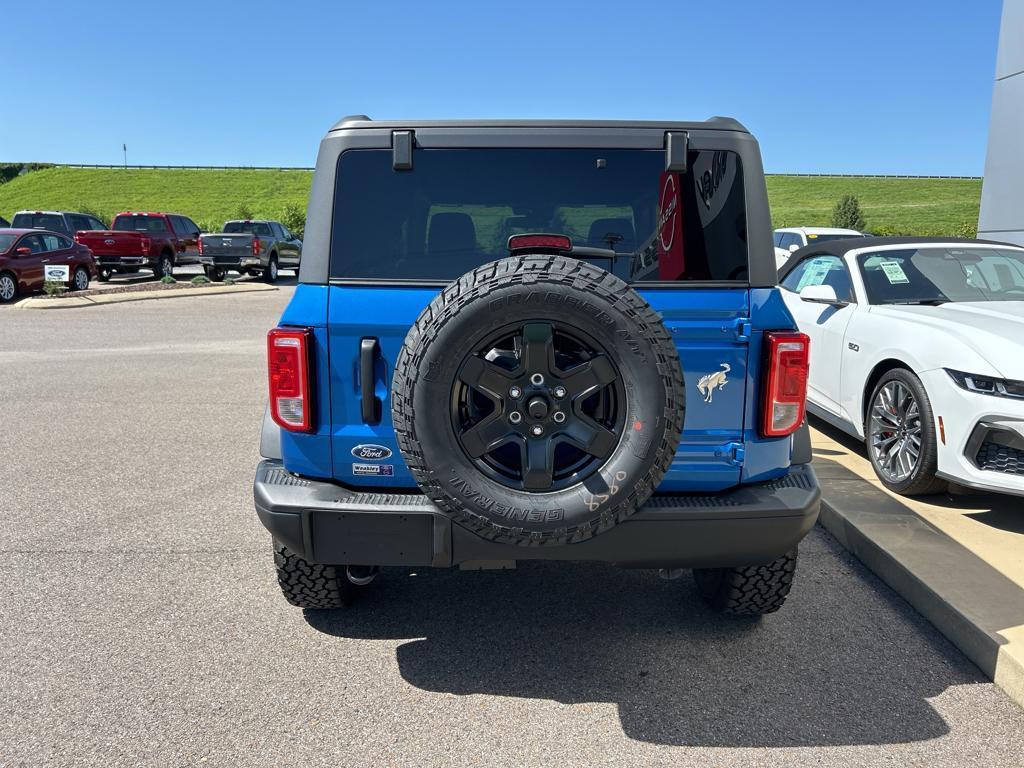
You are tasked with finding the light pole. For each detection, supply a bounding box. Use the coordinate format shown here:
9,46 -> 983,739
123,143 -> 127,169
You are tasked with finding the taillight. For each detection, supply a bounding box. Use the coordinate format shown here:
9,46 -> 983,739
268,328 -> 313,432
252,237 -> 263,256
74,233 -> 82,244
760,331 -> 810,438
141,237 -> 151,252
197,238 -> 204,256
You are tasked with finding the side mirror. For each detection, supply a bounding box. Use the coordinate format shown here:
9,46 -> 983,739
800,283 -> 847,307
15,246 -> 31,256
788,244 -> 800,253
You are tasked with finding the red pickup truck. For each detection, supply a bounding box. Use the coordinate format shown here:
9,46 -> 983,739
75,212 -> 202,281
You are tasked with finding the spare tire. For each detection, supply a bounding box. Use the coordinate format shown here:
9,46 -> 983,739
392,255 -> 685,546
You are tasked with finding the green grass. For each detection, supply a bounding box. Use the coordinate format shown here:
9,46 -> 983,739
0,166 -> 982,237
0,166 -> 312,232
766,175 -> 981,235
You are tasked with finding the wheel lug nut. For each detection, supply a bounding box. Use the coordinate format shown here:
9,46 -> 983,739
509,386 -> 522,399
509,411 -> 523,424
553,386 -> 566,399
530,373 -> 545,386
531,424 -> 544,437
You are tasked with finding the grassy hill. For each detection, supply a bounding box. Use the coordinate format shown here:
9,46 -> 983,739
0,166 -> 312,233
0,165 -> 982,237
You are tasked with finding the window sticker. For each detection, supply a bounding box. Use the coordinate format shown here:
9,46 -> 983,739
796,258 -> 833,291
879,260 -> 910,284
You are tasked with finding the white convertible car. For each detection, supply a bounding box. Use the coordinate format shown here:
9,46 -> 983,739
778,236 -> 1024,497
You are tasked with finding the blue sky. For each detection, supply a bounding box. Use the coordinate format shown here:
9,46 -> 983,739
0,0 -> 1003,174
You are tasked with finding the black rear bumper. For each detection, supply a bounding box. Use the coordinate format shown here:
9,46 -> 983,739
253,460 -> 820,568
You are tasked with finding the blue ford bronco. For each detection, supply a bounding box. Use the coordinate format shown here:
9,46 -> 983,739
255,115 -> 820,615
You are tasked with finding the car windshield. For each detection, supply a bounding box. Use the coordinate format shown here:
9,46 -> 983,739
806,233 -> 863,243
12,213 -> 64,230
224,221 -> 273,236
113,215 -> 168,233
858,247 -> 1024,304
0,234 -> 17,251
329,147 -> 750,283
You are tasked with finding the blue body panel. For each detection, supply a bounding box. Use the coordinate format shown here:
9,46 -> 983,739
277,283 -> 799,491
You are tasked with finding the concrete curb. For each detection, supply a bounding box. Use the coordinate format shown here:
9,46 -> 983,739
817,473 -> 1024,708
15,282 -> 277,309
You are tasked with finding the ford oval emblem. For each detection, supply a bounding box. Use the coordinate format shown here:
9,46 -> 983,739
351,444 -> 392,461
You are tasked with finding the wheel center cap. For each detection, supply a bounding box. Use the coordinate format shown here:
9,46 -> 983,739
527,397 -> 549,420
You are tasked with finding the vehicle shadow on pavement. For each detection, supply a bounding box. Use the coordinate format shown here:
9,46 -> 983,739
304,533 -> 981,748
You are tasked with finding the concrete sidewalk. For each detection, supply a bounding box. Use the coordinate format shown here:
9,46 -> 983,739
812,420 -> 1024,707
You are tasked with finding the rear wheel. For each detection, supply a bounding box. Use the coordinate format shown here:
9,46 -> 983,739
866,369 -> 946,496
694,549 -> 798,615
204,266 -> 225,282
0,272 -> 17,303
97,268 -> 111,283
273,542 -> 370,609
154,253 -> 174,280
70,267 -> 90,292
263,255 -> 279,283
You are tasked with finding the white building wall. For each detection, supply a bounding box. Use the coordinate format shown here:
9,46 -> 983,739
980,0 -> 1024,244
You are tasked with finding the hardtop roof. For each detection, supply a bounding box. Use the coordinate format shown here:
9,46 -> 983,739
328,114 -> 749,134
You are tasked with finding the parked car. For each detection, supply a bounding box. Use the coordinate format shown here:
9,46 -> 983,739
75,212 -> 202,280
0,229 -> 97,302
11,210 -> 107,237
0,216 -> 9,228
779,236 -> 1024,497
774,227 -> 864,270
254,114 -> 820,616
198,219 -> 301,282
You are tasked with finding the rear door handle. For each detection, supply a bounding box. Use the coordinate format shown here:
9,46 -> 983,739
360,338 -> 382,424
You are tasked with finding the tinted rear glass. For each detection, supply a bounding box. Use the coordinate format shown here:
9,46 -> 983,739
12,213 -> 65,231
113,215 -> 169,233
224,221 -> 273,236
330,148 -> 748,283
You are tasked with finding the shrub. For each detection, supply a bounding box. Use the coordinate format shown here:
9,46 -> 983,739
224,277 -> 236,285
190,275 -> 211,285
831,194 -> 866,231
75,204 -> 108,227
280,202 -> 306,240
42,280 -> 67,296
159,275 -> 177,284
234,203 -> 254,220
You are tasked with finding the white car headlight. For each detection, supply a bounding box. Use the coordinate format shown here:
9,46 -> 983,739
945,369 -> 1024,399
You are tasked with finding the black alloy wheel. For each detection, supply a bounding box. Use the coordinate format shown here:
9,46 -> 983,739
452,321 -> 625,492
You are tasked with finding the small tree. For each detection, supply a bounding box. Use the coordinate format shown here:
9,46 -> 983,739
234,203 -> 254,220
831,194 -> 866,231
280,202 -> 306,240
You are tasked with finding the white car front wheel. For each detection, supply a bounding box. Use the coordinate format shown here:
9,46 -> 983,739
866,369 -> 947,496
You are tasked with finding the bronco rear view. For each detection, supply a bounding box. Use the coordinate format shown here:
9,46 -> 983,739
254,116 -> 820,615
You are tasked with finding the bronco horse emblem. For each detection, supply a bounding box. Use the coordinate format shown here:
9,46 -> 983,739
697,363 -> 731,403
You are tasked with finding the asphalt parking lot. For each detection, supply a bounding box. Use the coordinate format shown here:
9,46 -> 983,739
2,288 -> 1024,767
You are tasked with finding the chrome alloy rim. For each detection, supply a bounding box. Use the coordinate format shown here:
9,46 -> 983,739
0,275 -> 14,301
869,380 -> 922,482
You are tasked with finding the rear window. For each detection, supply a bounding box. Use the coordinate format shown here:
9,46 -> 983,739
12,213 -> 65,231
113,215 -> 169,233
224,221 -> 273,236
329,148 -> 748,283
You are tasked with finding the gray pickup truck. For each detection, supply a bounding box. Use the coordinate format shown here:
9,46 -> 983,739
198,219 -> 301,282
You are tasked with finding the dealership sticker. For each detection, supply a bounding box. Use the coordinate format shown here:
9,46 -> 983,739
352,463 -> 394,476
879,261 -> 910,284
44,264 -> 70,282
